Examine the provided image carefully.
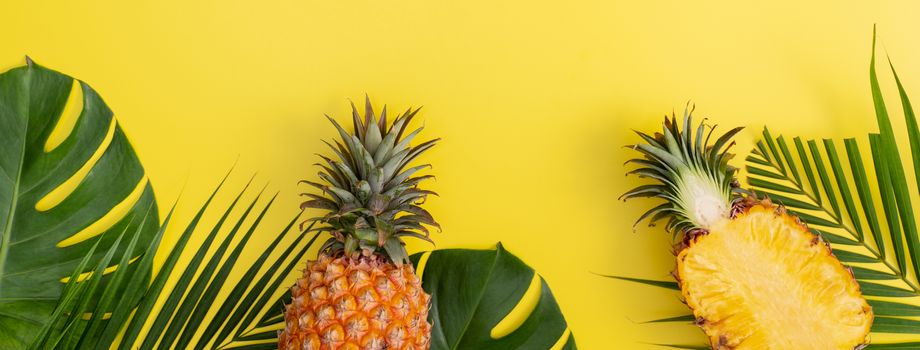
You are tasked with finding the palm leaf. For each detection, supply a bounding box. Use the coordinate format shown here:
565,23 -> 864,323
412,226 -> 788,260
134,191 -> 320,350
32,174 -> 321,349
0,59 -> 159,348
744,31 -> 920,342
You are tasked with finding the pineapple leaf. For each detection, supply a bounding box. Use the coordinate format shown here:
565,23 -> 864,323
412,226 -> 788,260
305,99 -> 439,263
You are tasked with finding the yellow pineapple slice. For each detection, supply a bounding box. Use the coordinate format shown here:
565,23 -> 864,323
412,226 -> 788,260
677,203 -> 872,349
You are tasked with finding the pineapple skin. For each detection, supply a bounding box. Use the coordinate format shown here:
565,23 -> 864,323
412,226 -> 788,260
676,200 -> 873,350
278,254 -> 432,350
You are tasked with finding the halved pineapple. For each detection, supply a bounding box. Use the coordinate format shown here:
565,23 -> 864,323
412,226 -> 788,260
678,201 -> 872,349
624,111 -> 872,349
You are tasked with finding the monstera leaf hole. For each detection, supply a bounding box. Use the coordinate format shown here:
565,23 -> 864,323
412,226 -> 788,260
44,78 -> 83,153
491,273 -> 541,338
413,246 -> 546,340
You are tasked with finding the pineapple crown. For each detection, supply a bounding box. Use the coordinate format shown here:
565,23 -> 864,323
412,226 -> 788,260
621,106 -> 743,236
301,96 -> 440,265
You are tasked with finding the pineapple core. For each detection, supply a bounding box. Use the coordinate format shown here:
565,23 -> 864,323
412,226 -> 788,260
676,171 -> 730,230
676,204 -> 872,349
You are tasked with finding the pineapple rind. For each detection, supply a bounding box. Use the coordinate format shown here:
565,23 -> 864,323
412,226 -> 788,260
676,203 -> 873,349
279,254 -> 432,350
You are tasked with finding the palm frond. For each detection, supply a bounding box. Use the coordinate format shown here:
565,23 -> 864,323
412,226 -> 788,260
744,31 -> 920,340
31,173 -> 320,350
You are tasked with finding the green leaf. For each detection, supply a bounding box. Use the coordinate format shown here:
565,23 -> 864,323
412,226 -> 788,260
409,244 -> 576,350
824,139 -> 865,240
870,28 -> 920,286
872,316 -> 920,334
844,138 -> 885,257
0,60 -> 159,347
850,266 -> 899,280
870,134 -> 907,274
75,208 -> 152,348
118,173 -> 231,348
794,137 -> 823,205
137,178 -> 254,349
868,343 -> 920,349
36,173 -> 324,350
641,314 -> 696,324
157,188 -> 268,349
807,139 -> 842,219
28,232 -> 102,350
832,250 -> 878,264
859,281 -> 917,297
601,275 -> 680,290
868,299 -> 920,317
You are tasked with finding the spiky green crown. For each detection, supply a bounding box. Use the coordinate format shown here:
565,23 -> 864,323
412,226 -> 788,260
622,108 -> 743,236
301,97 -> 440,265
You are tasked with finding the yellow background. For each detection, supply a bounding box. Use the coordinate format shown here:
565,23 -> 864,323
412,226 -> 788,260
4,0 -> 920,348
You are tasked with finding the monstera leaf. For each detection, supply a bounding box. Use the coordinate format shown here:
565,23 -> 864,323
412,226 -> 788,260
410,244 -> 577,350
0,59 -> 158,347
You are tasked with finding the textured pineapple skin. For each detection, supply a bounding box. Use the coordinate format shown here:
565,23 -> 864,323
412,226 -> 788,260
676,201 -> 873,349
279,254 -> 432,350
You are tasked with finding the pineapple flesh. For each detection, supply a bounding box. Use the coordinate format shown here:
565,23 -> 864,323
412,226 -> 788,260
624,111 -> 872,349
280,97 -> 439,350
679,201 -> 872,349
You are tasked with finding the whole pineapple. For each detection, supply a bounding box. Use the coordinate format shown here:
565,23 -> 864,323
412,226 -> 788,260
623,110 -> 873,349
280,97 -> 439,350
